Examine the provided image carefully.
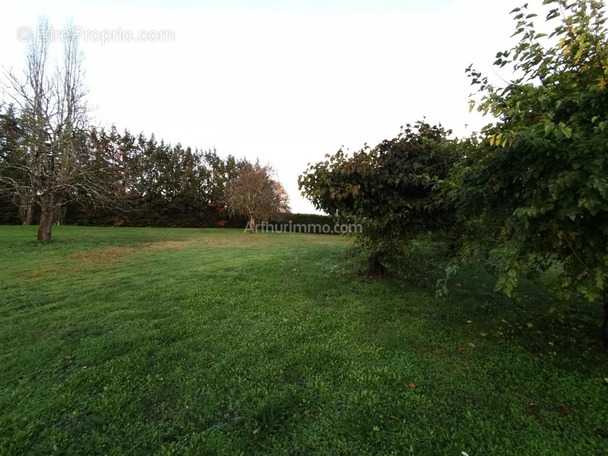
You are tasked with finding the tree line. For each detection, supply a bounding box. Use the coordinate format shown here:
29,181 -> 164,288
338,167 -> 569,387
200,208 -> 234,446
299,0 -> 608,342
0,112 -> 255,229
0,19 -> 295,238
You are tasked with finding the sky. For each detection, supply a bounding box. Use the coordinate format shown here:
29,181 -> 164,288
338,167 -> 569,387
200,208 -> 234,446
0,0 -> 527,213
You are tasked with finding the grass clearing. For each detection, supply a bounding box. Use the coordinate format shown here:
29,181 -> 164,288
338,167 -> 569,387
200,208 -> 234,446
0,226 -> 606,455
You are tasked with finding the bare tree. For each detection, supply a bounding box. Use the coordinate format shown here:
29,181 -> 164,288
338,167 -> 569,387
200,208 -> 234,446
225,162 -> 290,233
1,19 -> 115,241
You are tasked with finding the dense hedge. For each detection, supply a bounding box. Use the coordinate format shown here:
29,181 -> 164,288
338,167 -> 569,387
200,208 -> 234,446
0,201 -> 330,232
0,196 -> 19,225
262,213 -> 337,234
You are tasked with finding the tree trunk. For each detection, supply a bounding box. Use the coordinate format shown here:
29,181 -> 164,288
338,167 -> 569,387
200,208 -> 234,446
249,215 -> 256,234
53,205 -> 66,225
602,300 -> 608,347
25,204 -> 34,225
37,195 -> 55,242
367,254 -> 386,277
19,194 -> 34,225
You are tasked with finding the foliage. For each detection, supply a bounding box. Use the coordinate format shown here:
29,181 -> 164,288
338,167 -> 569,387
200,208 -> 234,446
0,226 -> 605,455
299,121 -> 459,274
0,105 -> 26,224
0,118 -> 257,228
455,0 -> 608,339
264,212 -> 337,234
225,162 -> 291,232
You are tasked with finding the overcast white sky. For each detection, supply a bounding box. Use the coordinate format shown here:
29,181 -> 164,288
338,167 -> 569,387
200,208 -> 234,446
1,0 -> 526,213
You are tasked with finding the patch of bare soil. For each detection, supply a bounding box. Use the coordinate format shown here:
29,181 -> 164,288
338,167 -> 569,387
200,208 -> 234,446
144,240 -> 201,250
70,246 -> 139,264
66,233 -> 297,266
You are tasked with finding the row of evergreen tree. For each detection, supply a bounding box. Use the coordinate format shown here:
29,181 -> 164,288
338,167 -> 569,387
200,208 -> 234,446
0,106 -> 252,227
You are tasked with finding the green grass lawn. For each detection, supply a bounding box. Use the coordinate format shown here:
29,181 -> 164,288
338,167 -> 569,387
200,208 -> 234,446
0,226 -> 606,455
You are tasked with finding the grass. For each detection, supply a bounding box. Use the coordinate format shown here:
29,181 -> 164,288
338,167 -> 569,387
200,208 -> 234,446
0,226 -> 606,455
